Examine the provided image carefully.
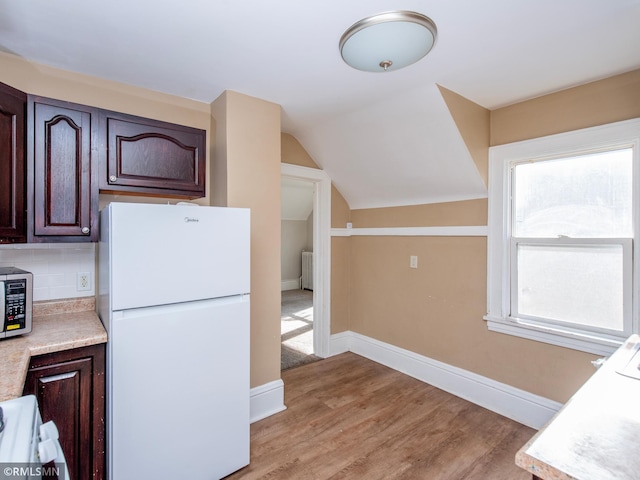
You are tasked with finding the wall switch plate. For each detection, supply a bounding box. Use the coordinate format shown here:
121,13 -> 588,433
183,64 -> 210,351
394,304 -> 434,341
77,272 -> 91,291
410,255 -> 418,269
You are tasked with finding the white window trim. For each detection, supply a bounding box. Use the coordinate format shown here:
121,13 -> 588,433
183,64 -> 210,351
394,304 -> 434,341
485,118 -> 640,356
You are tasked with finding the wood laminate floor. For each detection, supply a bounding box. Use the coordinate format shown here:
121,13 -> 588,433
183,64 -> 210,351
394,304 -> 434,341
226,352 -> 535,480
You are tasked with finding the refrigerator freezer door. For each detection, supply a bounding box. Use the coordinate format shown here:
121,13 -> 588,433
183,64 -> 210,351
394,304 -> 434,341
108,296 -> 250,479
104,203 -> 250,311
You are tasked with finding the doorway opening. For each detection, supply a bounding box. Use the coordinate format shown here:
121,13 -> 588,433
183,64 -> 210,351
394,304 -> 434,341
280,164 -> 331,370
281,177 -> 316,370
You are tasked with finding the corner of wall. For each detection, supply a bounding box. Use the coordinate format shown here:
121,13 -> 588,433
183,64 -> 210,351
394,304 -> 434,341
210,92 -> 228,207
437,85 -> 490,187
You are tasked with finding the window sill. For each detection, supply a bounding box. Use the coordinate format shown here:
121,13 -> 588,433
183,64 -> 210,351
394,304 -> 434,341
483,315 -> 624,356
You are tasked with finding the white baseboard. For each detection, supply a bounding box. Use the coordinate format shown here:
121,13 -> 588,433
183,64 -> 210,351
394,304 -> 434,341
329,331 -> 351,356
250,379 -> 286,423
281,279 -> 300,291
329,331 -> 562,429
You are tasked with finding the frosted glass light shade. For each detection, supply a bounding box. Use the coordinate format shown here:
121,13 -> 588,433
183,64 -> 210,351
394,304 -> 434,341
340,11 -> 437,72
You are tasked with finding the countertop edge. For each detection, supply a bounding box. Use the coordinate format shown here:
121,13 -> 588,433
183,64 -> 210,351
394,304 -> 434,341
0,297 -> 107,402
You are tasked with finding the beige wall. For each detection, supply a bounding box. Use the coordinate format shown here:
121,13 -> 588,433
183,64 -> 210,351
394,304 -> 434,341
282,133 -> 320,169
347,226 -> 596,402
349,70 -> 640,403
330,186 -> 352,334
212,91 -> 282,389
491,69 -> 640,146
351,199 -> 487,228
439,85 -> 490,187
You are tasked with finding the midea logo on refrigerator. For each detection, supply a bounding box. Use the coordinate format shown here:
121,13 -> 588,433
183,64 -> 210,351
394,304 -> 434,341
184,217 -> 199,223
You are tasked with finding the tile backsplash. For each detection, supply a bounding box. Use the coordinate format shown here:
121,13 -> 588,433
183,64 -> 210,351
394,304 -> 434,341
0,244 -> 95,301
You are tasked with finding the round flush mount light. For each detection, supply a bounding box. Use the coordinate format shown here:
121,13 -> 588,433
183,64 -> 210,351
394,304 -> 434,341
339,11 -> 438,73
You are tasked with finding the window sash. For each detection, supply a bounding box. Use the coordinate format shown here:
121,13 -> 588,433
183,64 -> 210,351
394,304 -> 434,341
485,118 -> 640,356
508,237 -> 633,338
509,148 -> 634,239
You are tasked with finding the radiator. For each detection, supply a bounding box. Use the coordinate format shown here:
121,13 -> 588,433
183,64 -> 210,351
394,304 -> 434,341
301,251 -> 313,291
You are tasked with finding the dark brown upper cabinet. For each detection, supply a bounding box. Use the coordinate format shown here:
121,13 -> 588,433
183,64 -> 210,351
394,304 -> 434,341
0,82 -> 27,244
99,110 -> 206,198
27,96 -> 98,242
1,88 -> 205,244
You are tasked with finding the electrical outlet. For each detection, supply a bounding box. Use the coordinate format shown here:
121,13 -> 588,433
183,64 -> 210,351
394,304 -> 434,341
77,272 -> 91,291
410,255 -> 418,269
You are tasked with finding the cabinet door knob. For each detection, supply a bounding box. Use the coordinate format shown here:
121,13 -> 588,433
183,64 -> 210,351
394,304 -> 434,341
81,227 -> 90,235
109,175 -> 117,182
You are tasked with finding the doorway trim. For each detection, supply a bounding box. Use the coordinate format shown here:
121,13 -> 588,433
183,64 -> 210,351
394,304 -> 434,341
281,163 -> 331,358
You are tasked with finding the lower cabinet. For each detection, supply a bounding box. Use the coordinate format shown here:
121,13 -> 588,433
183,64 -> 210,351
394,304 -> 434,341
23,343 -> 106,480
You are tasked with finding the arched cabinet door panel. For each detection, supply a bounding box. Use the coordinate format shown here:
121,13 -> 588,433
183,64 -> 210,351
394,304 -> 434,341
28,96 -> 97,242
99,109 -> 205,198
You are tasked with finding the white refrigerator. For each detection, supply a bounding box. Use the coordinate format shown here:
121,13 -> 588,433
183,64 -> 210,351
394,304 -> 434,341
98,202 -> 250,480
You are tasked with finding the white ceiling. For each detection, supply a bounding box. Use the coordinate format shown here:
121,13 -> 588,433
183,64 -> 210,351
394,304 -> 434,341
1,1 -> 639,209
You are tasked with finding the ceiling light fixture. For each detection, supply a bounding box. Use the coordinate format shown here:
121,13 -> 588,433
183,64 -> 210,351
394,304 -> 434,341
339,11 -> 438,73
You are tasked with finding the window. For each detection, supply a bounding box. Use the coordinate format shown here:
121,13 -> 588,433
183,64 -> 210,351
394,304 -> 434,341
486,119 -> 640,356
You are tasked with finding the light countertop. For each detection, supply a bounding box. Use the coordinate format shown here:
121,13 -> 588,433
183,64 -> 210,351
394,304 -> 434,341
516,334 -> 640,479
0,297 -> 107,402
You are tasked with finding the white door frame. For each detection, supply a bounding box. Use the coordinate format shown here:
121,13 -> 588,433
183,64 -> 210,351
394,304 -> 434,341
281,163 -> 331,358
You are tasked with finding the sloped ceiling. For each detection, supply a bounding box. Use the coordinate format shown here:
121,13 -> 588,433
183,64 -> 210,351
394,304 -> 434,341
1,1 -> 638,209
282,178 -> 313,221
